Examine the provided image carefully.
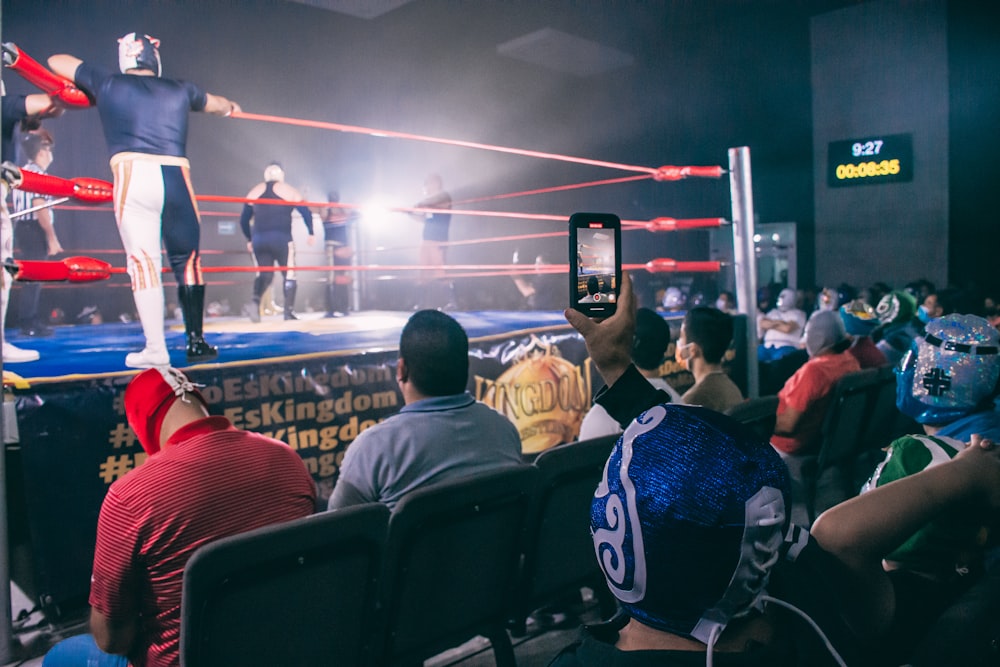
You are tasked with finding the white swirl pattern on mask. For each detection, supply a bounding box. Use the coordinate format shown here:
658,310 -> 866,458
593,404 -> 666,603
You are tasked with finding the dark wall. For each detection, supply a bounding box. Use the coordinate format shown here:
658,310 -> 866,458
811,0 -> 949,291
3,0 -> 837,313
947,0 -> 1000,302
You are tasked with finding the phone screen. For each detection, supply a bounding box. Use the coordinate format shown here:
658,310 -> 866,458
569,212 -> 622,317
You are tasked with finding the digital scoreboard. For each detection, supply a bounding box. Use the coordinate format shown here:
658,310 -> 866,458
827,133 -> 913,187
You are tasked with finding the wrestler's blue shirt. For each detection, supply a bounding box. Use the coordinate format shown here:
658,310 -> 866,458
423,211 -> 451,242
74,62 -> 207,158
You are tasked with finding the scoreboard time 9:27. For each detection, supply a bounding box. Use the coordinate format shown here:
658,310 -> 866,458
827,133 -> 913,187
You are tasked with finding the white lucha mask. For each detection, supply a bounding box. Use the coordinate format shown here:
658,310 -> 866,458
776,288 -> 797,312
264,163 -> 285,182
118,32 -> 162,76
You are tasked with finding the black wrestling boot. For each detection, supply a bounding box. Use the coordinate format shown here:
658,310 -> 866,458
283,279 -> 298,320
178,284 -> 218,362
324,283 -> 346,317
246,274 -> 270,322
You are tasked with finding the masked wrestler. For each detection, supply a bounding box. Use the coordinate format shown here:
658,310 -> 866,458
239,162 -> 315,322
48,32 -> 241,367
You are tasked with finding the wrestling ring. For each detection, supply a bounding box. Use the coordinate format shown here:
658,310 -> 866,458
0,67 -> 762,634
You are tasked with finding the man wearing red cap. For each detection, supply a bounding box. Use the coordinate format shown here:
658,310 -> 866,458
43,367 -> 316,667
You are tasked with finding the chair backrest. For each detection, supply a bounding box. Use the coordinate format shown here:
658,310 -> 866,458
810,368 -> 885,519
816,368 -> 882,468
180,503 -> 389,667
377,464 -> 539,667
511,434 -> 618,632
724,395 -> 780,442
861,364 -> 903,448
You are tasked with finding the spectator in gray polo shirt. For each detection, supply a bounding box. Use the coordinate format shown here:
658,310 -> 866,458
327,309 -> 523,511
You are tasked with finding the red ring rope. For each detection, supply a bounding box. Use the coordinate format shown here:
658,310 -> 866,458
233,111 -> 726,179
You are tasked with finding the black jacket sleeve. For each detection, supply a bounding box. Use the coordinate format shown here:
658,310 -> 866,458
593,364 -> 671,429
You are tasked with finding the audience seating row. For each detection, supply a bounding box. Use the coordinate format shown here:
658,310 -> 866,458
179,434 -> 620,667
726,367 -> 918,526
724,395 -> 779,443
808,365 -> 916,521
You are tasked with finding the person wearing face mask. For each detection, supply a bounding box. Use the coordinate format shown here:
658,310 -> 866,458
918,287 -> 963,326
771,309 -> 860,458
839,299 -> 888,369
875,290 -> 921,368
714,290 -> 737,314
816,287 -> 839,312
48,32 -> 241,367
578,307 -> 681,440
676,306 -> 744,412
771,309 -> 861,525
758,287 -> 806,362
661,285 -> 686,312
239,162 -> 316,322
554,276 -> 1000,667
856,313 -> 1000,665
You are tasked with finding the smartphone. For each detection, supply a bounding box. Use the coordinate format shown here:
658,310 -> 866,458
569,212 -> 622,317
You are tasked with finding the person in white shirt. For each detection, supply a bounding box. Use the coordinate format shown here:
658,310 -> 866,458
758,287 -> 806,361
578,307 -> 680,440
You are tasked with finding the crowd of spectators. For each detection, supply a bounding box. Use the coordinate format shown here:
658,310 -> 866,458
41,270 -> 1000,666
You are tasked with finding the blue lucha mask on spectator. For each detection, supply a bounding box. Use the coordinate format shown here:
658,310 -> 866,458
592,404 -> 790,645
916,305 -> 934,324
895,314 -> 1000,425
839,299 -> 878,336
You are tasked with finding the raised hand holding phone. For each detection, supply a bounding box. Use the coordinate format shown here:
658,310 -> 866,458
568,212 -> 622,317
564,272 -> 636,387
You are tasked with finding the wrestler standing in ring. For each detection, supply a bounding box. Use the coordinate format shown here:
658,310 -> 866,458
239,162 -> 315,322
409,173 -> 455,310
322,190 -> 356,318
48,32 -> 241,368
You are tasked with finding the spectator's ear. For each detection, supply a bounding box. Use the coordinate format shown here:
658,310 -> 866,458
396,358 -> 408,384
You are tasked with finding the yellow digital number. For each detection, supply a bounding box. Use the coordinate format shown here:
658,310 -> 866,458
836,158 -> 902,180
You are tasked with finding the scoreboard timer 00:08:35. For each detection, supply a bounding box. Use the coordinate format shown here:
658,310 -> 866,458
834,158 -> 901,180
827,133 -> 912,187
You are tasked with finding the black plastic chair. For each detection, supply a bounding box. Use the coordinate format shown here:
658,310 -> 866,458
179,503 -> 389,667
376,465 -> 539,667
860,365 -> 900,449
725,395 -> 780,443
509,434 -> 619,636
809,368 -> 884,519
865,364 -> 922,449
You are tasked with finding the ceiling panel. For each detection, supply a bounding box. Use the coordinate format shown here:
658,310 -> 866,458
497,27 -> 635,77
285,0 -> 418,20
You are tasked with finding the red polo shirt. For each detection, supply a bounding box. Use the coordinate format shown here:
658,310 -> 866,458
771,352 -> 861,455
89,416 -> 315,667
